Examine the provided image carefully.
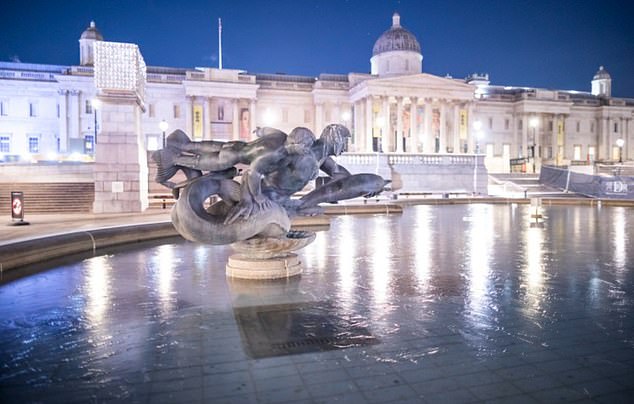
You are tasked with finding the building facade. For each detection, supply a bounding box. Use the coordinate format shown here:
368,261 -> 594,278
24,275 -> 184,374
1,14 -> 633,174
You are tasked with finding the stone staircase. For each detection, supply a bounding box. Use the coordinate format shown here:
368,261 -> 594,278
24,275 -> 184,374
0,182 -> 95,213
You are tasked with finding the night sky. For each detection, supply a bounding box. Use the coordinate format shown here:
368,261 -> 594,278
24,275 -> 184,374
2,0 -> 634,96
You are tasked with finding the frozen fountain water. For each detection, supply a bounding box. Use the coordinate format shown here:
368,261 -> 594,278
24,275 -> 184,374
1,204 -> 633,402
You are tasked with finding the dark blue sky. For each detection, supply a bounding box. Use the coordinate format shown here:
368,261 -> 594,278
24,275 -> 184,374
2,0 -> 634,96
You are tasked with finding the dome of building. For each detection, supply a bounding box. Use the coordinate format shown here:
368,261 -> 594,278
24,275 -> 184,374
80,21 -> 103,41
372,13 -> 421,56
593,66 -> 611,80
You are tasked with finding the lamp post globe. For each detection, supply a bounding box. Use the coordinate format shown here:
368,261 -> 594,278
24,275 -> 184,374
616,138 -> 625,163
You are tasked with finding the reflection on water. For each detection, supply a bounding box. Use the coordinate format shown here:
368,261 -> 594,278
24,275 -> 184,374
1,204 -> 633,400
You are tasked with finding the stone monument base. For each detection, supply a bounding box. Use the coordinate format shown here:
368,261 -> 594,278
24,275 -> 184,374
226,253 -> 302,279
225,230 -> 316,280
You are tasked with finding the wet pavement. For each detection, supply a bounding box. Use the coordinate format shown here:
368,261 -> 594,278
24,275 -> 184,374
1,204 -> 633,403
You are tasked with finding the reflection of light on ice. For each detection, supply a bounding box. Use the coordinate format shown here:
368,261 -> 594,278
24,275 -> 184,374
613,207 -> 628,273
85,256 -> 111,326
413,206 -> 432,291
146,244 -> 176,315
467,205 -> 493,314
370,216 -> 392,306
336,216 -> 355,308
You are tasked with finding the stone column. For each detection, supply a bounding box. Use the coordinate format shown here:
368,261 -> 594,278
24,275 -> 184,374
93,93 -> 148,213
466,103 -> 475,153
353,101 -> 361,152
424,100 -> 433,153
185,96 -> 194,136
453,104 -> 460,153
382,97 -> 391,152
522,113 -> 529,159
365,97 -> 374,152
315,103 -> 324,134
512,113 -> 519,157
57,89 -> 69,152
232,99 -> 239,140
396,97 -> 403,152
439,102 -> 446,153
249,99 -> 257,139
203,97 -> 211,140
410,98 -> 417,153
600,117 -> 609,160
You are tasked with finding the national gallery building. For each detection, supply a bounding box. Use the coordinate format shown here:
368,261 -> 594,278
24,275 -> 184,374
1,13 -> 633,176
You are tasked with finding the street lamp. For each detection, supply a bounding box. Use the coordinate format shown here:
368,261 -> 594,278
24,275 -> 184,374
91,98 -> 101,149
159,120 -> 169,148
616,138 -> 624,163
473,120 -> 482,153
529,117 -> 539,173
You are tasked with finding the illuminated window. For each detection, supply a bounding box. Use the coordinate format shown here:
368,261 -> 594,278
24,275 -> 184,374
0,136 -> 10,153
573,145 -> 581,160
28,136 -> 39,153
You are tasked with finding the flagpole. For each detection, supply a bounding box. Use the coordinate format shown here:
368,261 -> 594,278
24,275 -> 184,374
218,18 -> 223,69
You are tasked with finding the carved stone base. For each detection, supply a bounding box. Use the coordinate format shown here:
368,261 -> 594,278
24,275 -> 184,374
226,253 -> 302,279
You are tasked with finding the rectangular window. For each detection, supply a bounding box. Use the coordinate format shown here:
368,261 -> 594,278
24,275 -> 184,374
304,109 -> 312,123
573,145 -> 582,160
0,100 -> 7,116
588,146 -> 596,161
504,119 -> 509,130
29,102 -> 37,117
217,105 -> 224,121
0,136 -> 10,153
614,122 -> 618,133
488,117 -> 493,129
173,104 -> 181,119
591,121 -> 595,133
548,121 -> 553,131
518,119 -> 523,130
576,121 -> 580,132
148,104 -> 155,118
57,104 -> 60,118
84,135 -> 94,154
85,100 -> 93,114
28,136 -> 39,153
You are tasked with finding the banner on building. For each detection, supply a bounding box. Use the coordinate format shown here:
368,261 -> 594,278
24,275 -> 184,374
459,110 -> 467,139
193,104 -> 203,140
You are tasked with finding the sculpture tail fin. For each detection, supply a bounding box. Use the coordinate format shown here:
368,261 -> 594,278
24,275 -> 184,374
152,148 -> 179,185
152,130 -> 193,185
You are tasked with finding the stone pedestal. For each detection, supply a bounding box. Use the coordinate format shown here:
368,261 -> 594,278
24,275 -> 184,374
92,40 -> 148,213
226,253 -> 302,279
225,230 -> 315,280
93,95 -> 148,213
